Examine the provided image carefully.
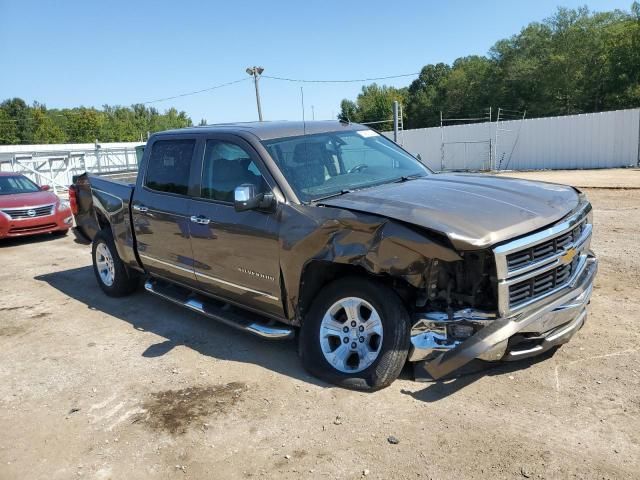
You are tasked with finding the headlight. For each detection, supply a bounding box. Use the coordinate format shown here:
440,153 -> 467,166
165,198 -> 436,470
58,200 -> 71,210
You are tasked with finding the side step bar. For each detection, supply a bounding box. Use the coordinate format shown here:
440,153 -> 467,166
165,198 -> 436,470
144,279 -> 295,340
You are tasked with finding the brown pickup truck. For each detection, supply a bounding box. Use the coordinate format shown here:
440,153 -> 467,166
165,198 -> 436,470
71,120 -> 597,390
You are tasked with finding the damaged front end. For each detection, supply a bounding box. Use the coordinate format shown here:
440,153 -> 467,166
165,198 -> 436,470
409,249 -> 507,363
410,201 -> 597,379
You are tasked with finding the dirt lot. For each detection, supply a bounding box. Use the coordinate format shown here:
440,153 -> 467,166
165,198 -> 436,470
1,169 -> 639,480
496,168 -> 640,189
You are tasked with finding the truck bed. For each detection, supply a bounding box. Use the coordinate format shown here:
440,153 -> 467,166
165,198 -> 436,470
97,170 -> 139,186
72,172 -> 139,268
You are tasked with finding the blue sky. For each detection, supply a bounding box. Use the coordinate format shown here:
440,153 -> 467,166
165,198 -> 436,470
0,0 -> 634,124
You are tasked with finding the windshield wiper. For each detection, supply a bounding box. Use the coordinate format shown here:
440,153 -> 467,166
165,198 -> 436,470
393,173 -> 426,183
311,189 -> 353,202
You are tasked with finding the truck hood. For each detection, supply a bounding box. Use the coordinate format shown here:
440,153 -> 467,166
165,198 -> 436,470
319,173 -> 580,250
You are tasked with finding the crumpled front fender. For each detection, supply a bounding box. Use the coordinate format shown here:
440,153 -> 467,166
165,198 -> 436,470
279,204 -> 462,324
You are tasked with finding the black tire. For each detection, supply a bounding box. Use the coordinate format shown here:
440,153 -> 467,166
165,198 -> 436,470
92,228 -> 139,297
299,276 -> 410,391
52,229 -> 69,237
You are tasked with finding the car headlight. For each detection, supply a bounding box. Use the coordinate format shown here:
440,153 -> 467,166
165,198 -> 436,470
58,200 -> 71,210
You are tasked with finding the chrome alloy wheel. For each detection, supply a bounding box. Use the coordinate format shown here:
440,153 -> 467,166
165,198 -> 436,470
319,297 -> 384,373
95,242 -> 115,287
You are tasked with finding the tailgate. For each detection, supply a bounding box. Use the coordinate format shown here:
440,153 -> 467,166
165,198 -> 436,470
70,172 -> 136,243
70,173 -> 100,243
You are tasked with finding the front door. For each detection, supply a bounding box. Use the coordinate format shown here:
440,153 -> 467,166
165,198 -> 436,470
131,136 -> 200,287
188,134 -> 283,317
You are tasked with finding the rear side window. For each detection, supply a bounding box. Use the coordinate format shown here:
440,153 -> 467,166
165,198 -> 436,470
145,139 -> 195,195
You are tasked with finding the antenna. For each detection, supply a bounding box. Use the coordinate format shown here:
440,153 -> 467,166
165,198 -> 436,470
300,86 -> 306,135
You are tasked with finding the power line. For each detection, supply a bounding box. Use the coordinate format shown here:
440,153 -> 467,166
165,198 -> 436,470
0,78 -> 253,123
0,70 -> 423,124
140,78 -> 250,104
262,72 -> 420,83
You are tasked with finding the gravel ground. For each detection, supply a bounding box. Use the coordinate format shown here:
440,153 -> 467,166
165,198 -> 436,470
0,170 -> 639,480
496,168 -> 640,189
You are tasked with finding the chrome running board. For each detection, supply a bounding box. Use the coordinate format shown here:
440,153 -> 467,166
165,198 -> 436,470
144,279 -> 294,340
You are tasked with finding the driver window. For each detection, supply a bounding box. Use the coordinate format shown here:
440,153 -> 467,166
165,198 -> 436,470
201,140 -> 267,202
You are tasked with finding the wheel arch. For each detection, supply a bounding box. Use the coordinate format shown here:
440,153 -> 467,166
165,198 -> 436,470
296,260 -> 417,325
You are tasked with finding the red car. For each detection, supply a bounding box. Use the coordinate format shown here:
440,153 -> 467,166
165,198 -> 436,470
0,172 -> 73,239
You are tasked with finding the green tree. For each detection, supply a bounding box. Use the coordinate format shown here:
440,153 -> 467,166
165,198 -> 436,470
64,107 -> 103,143
0,106 -> 19,144
31,103 -> 65,143
338,84 -> 407,130
0,100 -> 194,145
339,3 -> 640,129
0,98 -> 33,143
405,63 -> 451,128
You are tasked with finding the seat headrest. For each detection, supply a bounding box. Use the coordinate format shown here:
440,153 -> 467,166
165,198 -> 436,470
292,143 -> 327,165
212,158 -> 247,177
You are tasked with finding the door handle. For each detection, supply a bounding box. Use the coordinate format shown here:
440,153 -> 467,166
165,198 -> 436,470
190,215 -> 210,225
133,204 -> 149,213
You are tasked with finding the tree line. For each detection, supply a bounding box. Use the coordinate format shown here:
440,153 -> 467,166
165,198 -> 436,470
340,4 -> 640,129
0,99 -> 194,145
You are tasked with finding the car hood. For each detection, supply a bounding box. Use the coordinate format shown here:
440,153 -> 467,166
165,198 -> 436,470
319,173 -> 580,250
0,191 -> 59,209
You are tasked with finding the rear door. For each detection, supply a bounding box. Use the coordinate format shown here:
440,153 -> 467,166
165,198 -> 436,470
131,135 -> 201,287
188,134 -> 283,317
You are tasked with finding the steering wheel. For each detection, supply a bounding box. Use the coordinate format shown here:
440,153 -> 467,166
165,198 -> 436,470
347,163 -> 369,174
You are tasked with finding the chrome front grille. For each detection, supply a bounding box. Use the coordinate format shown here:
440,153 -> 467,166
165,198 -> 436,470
493,202 -> 593,316
508,257 -> 579,307
1,204 -> 55,219
506,221 -> 586,272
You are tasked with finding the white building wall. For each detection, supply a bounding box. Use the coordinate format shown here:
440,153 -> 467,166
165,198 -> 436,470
387,108 -> 640,171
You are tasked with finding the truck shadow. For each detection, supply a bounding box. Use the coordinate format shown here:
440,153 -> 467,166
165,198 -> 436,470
34,265 -> 555,396
0,232 -> 69,248
403,349 -> 558,403
34,265 -> 327,388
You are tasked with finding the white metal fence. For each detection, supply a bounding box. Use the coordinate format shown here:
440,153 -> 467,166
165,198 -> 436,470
386,108 -> 640,171
0,141 -> 143,193
1,109 -> 638,190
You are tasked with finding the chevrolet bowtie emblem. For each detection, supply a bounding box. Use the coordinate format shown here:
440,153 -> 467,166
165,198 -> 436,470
560,247 -> 577,265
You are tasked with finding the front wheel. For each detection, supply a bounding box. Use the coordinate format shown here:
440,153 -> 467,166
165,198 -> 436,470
92,229 -> 139,297
299,277 -> 410,391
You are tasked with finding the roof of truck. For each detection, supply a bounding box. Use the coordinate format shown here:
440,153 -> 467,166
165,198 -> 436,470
158,120 -> 368,141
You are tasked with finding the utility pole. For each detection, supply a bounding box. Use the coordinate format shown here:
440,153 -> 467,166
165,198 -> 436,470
311,105 -> 315,120
246,66 -> 264,121
393,101 -> 399,143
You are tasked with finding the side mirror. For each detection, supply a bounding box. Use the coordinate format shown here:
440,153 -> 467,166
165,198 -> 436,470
40,185 -> 50,191
234,184 -> 275,212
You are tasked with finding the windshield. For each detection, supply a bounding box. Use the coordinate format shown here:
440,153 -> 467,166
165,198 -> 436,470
263,129 -> 430,202
0,175 -> 41,195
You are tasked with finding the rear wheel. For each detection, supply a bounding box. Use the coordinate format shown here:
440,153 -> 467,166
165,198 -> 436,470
92,228 -> 139,297
299,277 -> 410,391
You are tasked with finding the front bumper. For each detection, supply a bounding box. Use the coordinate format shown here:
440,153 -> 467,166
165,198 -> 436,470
410,252 -> 597,379
0,207 -> 73,239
